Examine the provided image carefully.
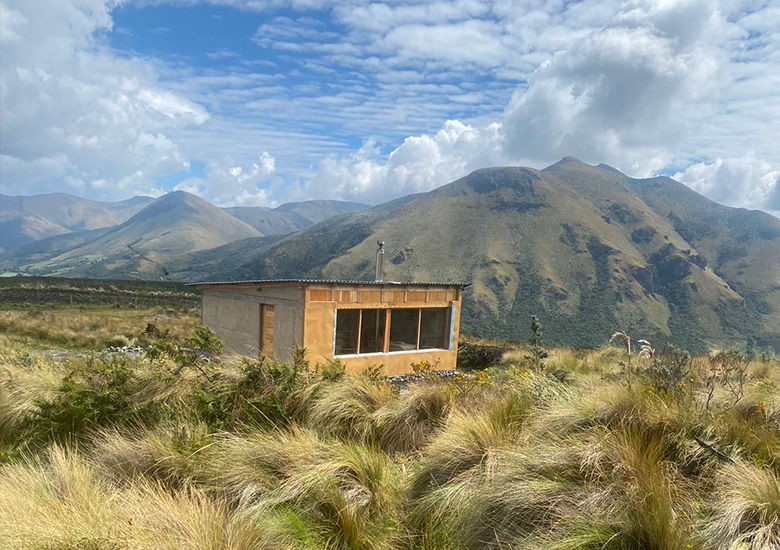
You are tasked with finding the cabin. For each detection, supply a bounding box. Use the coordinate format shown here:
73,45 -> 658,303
193,278 -> 466,375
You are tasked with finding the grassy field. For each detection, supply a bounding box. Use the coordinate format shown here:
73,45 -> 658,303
0,276 -> 200,350
0,303 -> 779,549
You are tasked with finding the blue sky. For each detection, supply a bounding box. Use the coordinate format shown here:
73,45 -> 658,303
1,0 -> 779,213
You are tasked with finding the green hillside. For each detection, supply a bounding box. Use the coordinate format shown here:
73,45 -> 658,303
3,191 -> 262,278
189,158 -> 780,352
0,193 -> 153,252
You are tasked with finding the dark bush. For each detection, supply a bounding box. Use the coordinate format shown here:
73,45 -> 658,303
21,355 -> 159,446
457,342 -> 506,371
644,345 -> 692,397
194,354 -> 316,429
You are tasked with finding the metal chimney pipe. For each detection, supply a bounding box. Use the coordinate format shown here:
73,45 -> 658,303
375,241 -> 385,282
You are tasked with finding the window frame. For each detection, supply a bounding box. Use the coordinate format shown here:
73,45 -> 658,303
333,306 -> 451,357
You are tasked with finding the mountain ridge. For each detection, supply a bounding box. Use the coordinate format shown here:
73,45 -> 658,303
0,192 -> 155,252
178,159 -> 780,351
3,159 -> 778,351
1,192 -> 372,277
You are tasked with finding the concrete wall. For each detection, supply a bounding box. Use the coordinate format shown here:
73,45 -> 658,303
202,293 -> 261,355
201,285 -> 304,361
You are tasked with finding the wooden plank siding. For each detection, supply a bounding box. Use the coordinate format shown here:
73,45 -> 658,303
308,289 -> 332,302
306,286 -> 458,307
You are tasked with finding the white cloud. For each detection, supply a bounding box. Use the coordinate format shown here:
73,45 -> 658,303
0,1 -> 26,43
1,0 -> 778,216
0,0 -> 208,200
501,21 -> 719,175
301,0 -> 780,212
673,154 -> 780,214
309,121 -> 503,203
382,20 -> 508,67
175,152 -> 277,206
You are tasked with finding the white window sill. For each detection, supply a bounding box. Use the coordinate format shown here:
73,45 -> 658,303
335,348 -> 451,358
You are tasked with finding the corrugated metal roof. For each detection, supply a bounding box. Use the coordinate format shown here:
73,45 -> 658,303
189,278 -> 469,288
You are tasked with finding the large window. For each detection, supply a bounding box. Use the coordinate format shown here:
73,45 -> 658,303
420,308 -> 449,349
360,309 -> 386,353
334,309 -> 360,355
389,309 -> 419,351
334,307 -> 451,355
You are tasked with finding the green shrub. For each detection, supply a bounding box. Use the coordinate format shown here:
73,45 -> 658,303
644,345 -> 693,398
194,355 -> 314,429
20,355 -> 159,446
317,358 -> 347,382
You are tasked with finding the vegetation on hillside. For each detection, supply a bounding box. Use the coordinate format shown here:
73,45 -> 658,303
1,307 -> 779,549
0,277 -> 199,350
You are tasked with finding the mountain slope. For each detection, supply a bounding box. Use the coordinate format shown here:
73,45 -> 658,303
0,193 -> 153,252
2,195 -> 370,277
223,200 -> 368,235
21,191 -> 262,277
192,158 -> 780,351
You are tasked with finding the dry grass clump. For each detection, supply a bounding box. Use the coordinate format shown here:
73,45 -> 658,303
410,392 -> 534,497
545,348 -> 585,373
704,460 -> 780,549
375,382 -> 454,454
91,421 -> 211,489
309,375 -> 455,455
0,445 -> 290,550
455,444 -> 584,548
0,349 -> 64,449
1,324 -> 779,550
582,425 -> 698,549
407,392 -> 535,548
308,376 -> 396,441
203,426 -> 403,550
710,400 -> 780,466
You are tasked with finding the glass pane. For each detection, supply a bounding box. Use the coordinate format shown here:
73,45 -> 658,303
389,309 -> 419,352
335,309 -> 359,355
419,308 -> 449,349
359,309 -> 386,353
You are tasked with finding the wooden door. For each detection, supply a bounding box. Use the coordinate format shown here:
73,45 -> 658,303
260,304 -> 275,358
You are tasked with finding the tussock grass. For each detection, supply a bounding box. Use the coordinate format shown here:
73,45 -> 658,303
711,400 -> 780,466
704,460 -> 780,549
375,382 -> 454,454
91,421 -> 211,489
407,392 -> 535,547
1,327 -> 779,550
308,376 -> 396,441
0,349 -> 63,449
0,445 -> 289,550
202,426 -> 403,549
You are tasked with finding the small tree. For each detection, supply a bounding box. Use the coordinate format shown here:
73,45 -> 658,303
702,349 -> 750,410
527,316 -> 548,370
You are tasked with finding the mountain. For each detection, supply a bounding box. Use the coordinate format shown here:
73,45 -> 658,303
223,200 -> 368,235
182,158 -> 780,351
1,194 -> 370,277
0,193 -> 154,252
4,191 -> 262,277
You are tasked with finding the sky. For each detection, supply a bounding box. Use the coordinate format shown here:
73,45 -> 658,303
1,0 -> 779,214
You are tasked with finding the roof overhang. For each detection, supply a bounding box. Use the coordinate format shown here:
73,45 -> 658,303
189,278 -> 470,290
